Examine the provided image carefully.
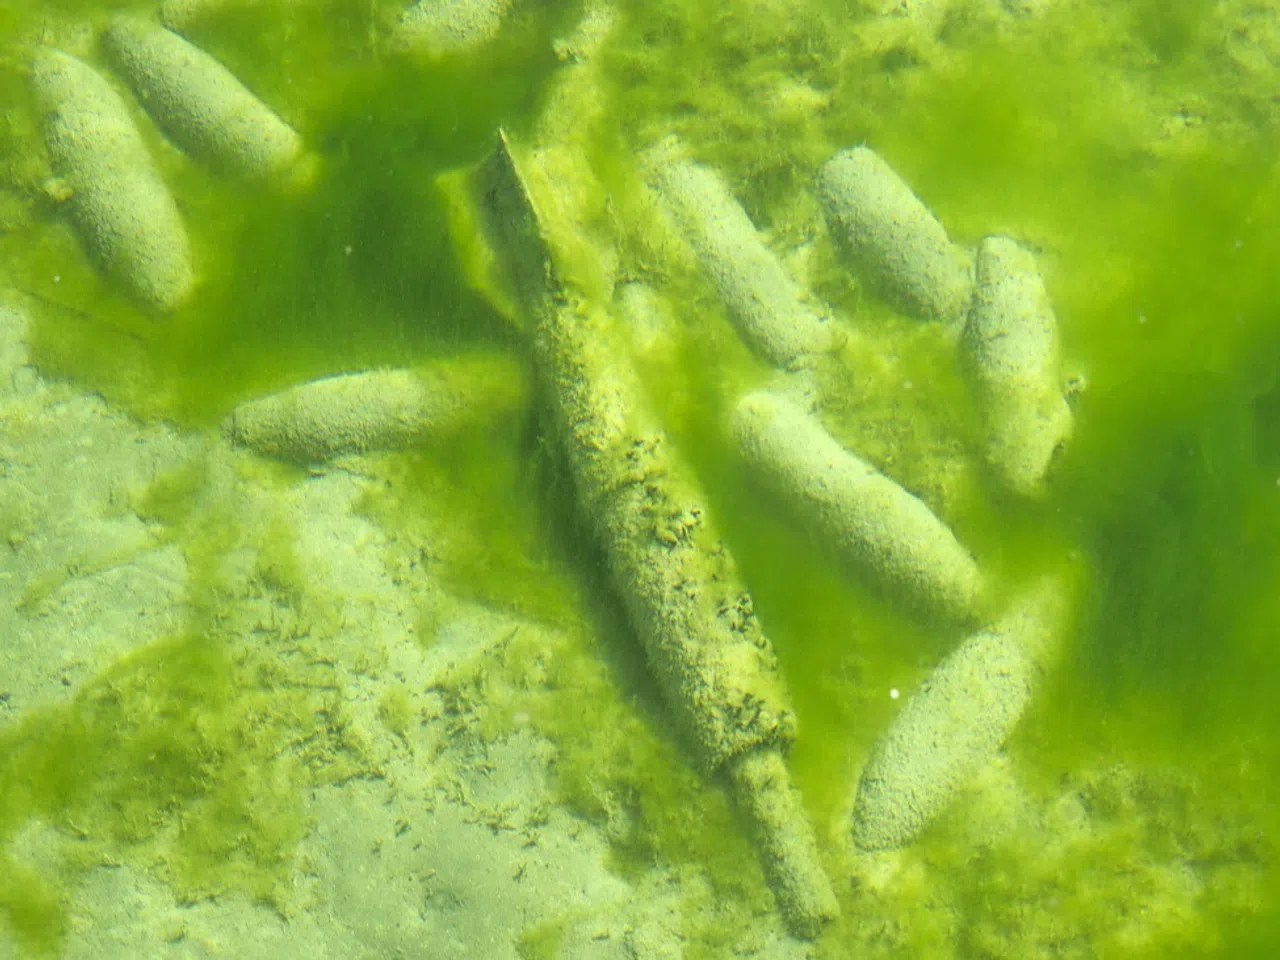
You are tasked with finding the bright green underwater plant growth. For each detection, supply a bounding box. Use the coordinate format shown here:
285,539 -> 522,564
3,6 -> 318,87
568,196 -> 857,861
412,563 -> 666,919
1,0 -> 1278,955
584,0 -> 1280,951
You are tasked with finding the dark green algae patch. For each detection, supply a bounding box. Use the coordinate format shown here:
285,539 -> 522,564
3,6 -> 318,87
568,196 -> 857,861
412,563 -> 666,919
6,0 -> 575,424
2,0 -> 1280,955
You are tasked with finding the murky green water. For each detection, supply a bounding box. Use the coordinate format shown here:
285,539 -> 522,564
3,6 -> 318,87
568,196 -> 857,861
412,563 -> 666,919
2,1 -> 1278,956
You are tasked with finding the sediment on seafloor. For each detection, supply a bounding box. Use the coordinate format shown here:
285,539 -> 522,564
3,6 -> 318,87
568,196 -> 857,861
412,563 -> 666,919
30,48 -> 195,312
733,389 -> 985,625
961,235 -> 1073,498
222,355 -> 529,463
817,145 -> 972,327
392,0 -> 515,57
473,132 -> 838,939
103,17 -> 312,188
649,149 -> 838,369
851,577 -> 1068,851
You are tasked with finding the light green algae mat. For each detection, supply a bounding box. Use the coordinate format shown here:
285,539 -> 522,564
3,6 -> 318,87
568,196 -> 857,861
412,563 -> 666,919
1,0 -> 1279,956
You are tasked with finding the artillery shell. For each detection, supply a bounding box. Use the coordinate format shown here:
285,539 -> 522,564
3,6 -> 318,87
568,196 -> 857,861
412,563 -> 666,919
31,49 -> 195,312
962,235 -> 1073,497
817,146 -> 972,325
733,389 -> 985,624
652,156 -> 837,368
223,355 -> 528,463
104,17 -> 309,186
851,579 -> 1067,851
393,0 -> 514,57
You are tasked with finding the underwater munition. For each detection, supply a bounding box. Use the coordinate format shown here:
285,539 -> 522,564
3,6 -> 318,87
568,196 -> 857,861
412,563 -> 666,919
817,146 -> 972,326
535,288 -> 839,937
733,389 -> 985,624
30,49 -> 195,312
961,235 -> 1073,497
104,17 -> 312,188
474,132 -> 838,938
851,578 -> 1067,851
651,153 -> 837,368
394,0 -> 514,56
223,356 -> 528,463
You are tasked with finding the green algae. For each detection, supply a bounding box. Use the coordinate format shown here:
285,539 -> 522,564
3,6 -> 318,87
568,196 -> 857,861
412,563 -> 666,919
0,634 -> 308,953
0,859 -> 65,958
4,0 -> 567,424
1,0 -> 1278,955
0,447 -> 365,954
590,1 -> 1279,951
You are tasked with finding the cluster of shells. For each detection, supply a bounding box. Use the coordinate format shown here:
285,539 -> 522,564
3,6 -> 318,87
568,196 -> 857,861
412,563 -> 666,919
23,0 -> 1087,941
452,7 -> 1086,929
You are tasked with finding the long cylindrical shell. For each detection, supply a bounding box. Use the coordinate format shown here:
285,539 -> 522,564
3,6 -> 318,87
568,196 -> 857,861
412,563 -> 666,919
817,146 -> 972,325
537,308 -> 795,767
733,389 -> 984,624
476,130 -> 835,938
538,298 -> 837,936
223,355 -> 528,462
104,17 -> 306,185
652,157 -> 837,368
961,235 -> 1072,497
851,579 -> 1066,851
31,49 -> 195,312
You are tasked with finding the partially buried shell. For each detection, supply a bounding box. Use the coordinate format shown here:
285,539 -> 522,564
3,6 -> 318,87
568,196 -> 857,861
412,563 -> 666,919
393,0 -> 515,57
223,355 -> 530,463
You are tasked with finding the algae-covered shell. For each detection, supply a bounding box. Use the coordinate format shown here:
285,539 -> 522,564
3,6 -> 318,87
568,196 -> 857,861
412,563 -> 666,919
476,128 -> 834,940
223,355 -> 529,463
540,305 -> 834,937
729,748 -> 839,939
962,235 -> 1073,497
852,579 -> 1066,851
651,155 -> 837,368
31,48 -> 195,312
103,16 -> 310,187
733,389 -> 985,624
817,146 -> 972,326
